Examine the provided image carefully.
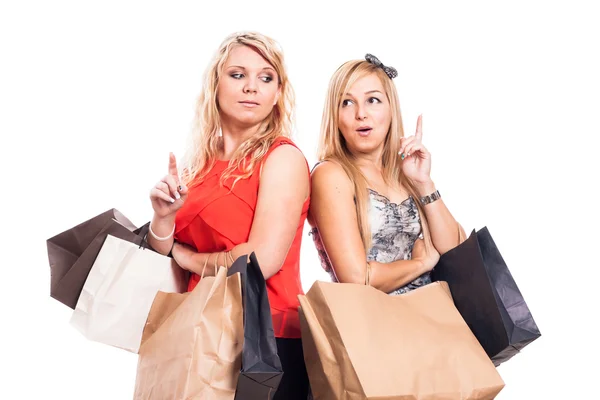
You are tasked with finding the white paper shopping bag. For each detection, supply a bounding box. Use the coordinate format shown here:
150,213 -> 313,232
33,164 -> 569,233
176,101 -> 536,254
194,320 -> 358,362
70,234 -> 189,353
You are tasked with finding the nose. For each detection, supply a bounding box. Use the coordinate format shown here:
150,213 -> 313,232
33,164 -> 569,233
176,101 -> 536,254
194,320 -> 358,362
243,77 -> 258,94
355,103 -> 367,120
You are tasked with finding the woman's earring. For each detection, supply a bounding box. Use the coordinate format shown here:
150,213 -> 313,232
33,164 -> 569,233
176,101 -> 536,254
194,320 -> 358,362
218,128 -> 223,137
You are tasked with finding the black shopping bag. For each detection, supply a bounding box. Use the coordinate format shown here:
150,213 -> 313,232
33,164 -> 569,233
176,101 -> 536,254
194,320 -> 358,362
431,227 -> 541,366
228,252 -> 283,399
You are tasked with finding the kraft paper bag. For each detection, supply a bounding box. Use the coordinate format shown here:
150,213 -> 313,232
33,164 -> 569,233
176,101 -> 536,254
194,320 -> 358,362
134,266 -> 244,400
299,281 -> 505,400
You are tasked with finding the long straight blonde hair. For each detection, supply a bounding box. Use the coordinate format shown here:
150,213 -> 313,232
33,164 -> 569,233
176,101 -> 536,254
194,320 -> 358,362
180,31 -> 295,187
318,60 -> 431,251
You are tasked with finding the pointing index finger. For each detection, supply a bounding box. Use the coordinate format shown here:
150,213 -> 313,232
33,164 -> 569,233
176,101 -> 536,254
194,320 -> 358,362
415,114 -> 423,139
168,152 -> 181,184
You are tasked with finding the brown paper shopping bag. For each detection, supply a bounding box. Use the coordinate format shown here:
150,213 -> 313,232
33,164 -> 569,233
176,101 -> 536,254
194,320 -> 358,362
299,281 -> 505,400
134,266 -> 244,400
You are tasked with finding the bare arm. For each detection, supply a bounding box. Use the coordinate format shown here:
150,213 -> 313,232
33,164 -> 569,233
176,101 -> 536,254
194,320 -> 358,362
414,180 -> 466,254
399,115 -> 466,255
147,214 -> 177,255
173,145 -> 309,279
147,153 -> 188,255
309,162 -> 437,293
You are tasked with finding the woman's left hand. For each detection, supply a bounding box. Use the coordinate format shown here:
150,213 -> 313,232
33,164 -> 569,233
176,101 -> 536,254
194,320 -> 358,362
399,114 -> 433,186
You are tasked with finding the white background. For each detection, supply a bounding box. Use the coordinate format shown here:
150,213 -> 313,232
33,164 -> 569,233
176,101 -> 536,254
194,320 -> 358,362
1,1 -> 599,398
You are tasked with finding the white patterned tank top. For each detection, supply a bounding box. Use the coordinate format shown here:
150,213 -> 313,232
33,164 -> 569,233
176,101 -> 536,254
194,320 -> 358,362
309,188 -> 430,295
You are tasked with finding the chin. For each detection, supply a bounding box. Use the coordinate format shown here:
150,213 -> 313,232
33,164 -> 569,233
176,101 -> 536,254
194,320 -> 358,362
347,144 -> 377,156
236,114 -> 266,127
350,138 -> 383,154
222,108 -> 268,128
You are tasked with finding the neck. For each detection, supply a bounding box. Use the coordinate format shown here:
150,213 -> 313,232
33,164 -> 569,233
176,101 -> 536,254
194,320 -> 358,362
351,146 -> 384,173
219,118 -> 263,160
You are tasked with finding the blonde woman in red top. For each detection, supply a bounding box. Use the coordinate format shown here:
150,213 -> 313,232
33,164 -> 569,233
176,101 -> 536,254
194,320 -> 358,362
146,32 -> 310,399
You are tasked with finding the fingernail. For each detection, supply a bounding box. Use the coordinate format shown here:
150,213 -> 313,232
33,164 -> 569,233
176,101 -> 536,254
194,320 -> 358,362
169,198 -> 175,203
175,192 -> 181,200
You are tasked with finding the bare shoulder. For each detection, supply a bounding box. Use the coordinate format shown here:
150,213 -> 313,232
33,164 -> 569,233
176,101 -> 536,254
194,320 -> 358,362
311,160 -> 353,195
263,143 -> 307,171
260,144 -> 309,199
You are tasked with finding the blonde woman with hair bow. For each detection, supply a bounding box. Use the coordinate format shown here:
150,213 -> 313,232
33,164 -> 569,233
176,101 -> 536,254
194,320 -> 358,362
309,54 -> 465,295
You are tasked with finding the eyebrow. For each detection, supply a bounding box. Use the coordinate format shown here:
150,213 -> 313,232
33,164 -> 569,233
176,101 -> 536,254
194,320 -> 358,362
226,65 -> 276,72
344,90 -> 384,97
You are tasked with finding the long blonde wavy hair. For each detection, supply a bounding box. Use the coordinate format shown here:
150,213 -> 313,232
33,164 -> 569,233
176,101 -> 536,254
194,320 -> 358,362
318,60 -> 431,251
180,31 -> 295,186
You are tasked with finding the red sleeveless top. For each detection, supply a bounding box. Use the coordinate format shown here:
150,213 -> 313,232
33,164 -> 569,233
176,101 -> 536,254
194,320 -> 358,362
173,137 -> 309,338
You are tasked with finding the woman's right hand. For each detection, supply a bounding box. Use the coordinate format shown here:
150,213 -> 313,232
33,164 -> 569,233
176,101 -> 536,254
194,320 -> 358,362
411,237 -> 440,272
150,152 -> 188,218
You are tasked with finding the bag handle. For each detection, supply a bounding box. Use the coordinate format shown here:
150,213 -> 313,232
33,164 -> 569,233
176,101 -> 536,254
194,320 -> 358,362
214,252 -> 222,274
200,254 -> 211,280
220,252 -> 229,270
134,222 -> 151,249
199,251 -> 231,280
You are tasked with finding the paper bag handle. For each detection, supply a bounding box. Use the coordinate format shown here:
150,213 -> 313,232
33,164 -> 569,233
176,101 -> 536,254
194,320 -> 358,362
200,254 -> 211,280
214,252 -> 221,275
199,251 -> 231,280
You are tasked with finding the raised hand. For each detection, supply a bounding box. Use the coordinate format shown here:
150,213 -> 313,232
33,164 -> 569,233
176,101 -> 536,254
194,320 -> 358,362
149,152 -> 188,218
399,114 -> 432,185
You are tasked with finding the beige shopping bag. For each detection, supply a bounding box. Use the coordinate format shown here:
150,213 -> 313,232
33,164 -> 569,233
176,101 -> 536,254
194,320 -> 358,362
134,266 -> 244,400
299,281 -> 505,400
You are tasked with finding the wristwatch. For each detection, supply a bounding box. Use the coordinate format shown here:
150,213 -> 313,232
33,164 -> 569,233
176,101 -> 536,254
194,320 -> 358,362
419,190 -> 441,206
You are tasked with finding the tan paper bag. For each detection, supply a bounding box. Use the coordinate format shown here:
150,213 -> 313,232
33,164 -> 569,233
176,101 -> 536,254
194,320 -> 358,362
299,281 -> 505,400
134,266 -> 244,400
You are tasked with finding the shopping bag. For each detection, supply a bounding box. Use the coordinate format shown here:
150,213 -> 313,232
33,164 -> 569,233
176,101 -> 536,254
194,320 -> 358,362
299,280 -> 505,399
70,234 -> 188,353
431,227 -> 541,366
228,253 -> 283,399
134,266 -> 244,399
47,208 -> 150,308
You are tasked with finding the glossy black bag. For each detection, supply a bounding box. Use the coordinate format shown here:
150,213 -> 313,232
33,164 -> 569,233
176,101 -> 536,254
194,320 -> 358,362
228,252 -> 283,399
431,227 -> 541,366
